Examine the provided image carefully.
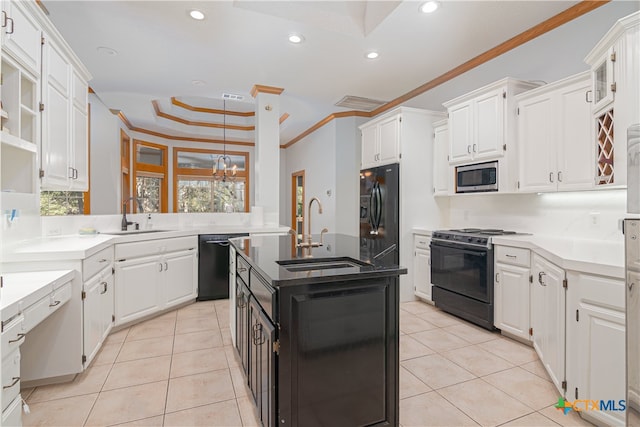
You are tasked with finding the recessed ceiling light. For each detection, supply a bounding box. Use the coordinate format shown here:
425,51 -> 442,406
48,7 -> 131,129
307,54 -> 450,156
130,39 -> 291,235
366,51 -> 379,60
288,34 -> 304,44
419,1 -> 440,14
189,10 -> 205,20
96,46 -> 118,56
191,80 -> 206,86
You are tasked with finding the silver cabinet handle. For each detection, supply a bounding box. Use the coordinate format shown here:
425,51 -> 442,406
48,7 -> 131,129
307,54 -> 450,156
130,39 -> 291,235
585,90 -> 592,103
558,171 -> 563,182
237,267 -> 247,273
69,167 -> 75,179
549,172 -> 554,183
164,262 -> 168,271
496,273 -> 500,283
5,17 -> 13,34
538,271 -> 547,286
505,254 -> 517,259
1,11 -> 7,27
472,144 -> 477,153
100,281 -> 108,294
98,258 -> 108,263
49,300 -> 61,307
3,377 -> 19,389
8,333 -> 25,344
629,281 -> 635,291
159,263 -> 163,272
467,145 -> 471,154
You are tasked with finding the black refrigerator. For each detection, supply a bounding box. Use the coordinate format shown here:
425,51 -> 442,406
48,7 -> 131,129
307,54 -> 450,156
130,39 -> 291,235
359,163 -> 400,267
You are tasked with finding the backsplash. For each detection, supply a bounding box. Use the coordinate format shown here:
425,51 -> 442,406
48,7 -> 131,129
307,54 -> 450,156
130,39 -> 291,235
447,189 -> 627,241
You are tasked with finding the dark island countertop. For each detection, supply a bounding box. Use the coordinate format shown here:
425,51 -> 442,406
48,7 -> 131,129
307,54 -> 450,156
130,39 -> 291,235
230,233 -> 407,287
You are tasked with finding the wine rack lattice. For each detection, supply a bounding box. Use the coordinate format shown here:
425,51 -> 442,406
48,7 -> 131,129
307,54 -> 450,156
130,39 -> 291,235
596,108 -> 614,185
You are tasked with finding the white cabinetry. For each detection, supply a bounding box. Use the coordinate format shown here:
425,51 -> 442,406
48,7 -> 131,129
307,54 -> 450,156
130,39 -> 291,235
517,72 -> 593,193
566,271 -> 626,427
40,35 -> 89,191
530,253 -> 566,395
493,246 -> 530,341
1,0 -> 41,77
114,236 -> 197,326
413,234 -> 431,302
585,11 -> 639,188
432,120 -> 451,196
360,114 -> 400,169
81,246 -> 114,367
444,78 -> 539,166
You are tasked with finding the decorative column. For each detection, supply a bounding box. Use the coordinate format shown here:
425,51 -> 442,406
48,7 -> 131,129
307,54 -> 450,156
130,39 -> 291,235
251,84 -> 284,224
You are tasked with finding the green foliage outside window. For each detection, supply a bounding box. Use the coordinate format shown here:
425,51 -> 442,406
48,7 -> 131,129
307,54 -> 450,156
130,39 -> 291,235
40,191 -> 84,216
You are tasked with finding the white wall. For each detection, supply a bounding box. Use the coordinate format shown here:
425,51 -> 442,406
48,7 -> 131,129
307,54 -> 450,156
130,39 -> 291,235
89,93 -> 120,214
334,116 -> 363,236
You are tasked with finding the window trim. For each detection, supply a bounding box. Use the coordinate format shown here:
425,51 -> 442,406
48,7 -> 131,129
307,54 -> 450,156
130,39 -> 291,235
133,139 -> 168,213
121,129 -> 131,213
172,147 -> 250,213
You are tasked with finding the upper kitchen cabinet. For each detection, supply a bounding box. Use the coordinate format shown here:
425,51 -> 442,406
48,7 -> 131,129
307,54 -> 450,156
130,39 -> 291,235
444,78 -> 539,166
517,72 -> 593,193
432,119 -> 451,196
360,114 -> 400,169
1,0 -> 42,77
39,29 -> 91,191
585,11 -> 639,188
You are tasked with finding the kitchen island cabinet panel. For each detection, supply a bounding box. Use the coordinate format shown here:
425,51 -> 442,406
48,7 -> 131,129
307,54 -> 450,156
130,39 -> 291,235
248,296 -> 276,427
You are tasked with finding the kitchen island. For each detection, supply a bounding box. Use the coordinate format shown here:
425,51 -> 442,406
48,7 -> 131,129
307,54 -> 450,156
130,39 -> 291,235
230,233 -> 407,427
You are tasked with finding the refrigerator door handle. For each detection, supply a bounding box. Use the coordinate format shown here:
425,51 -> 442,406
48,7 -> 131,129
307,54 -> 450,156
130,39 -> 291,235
375,182 -> 383,231
369,183 -> 377,234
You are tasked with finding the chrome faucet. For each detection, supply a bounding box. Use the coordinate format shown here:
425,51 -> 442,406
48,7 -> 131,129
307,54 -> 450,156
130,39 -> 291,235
298,197 -> 325,248
121,197 -> 143,231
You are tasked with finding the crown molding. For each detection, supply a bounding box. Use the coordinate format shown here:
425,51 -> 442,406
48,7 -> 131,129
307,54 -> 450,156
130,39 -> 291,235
250,85 -> 285,98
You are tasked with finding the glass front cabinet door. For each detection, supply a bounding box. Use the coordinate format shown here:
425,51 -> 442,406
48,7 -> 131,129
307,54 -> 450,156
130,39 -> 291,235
591,47 -> 616,112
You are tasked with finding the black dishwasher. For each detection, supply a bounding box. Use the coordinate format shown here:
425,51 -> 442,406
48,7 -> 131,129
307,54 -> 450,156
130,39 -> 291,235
198,233 -> 248,300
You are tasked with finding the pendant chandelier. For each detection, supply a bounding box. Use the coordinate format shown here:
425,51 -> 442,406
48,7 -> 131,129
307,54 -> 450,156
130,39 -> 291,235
212,99 -> 237,182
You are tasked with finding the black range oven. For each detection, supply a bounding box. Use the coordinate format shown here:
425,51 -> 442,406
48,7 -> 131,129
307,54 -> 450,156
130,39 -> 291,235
430,228 -> 516,330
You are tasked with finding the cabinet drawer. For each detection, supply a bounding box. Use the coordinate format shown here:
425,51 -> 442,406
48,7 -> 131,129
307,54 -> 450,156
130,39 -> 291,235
414,235 -> 431,250
237,256 -> 250,284
83,246 -> 115,281
1,392 -> 22,427
1,349 -> 21,412
495,246 -> 530,267
250,270 -> 276,321
1,316 -> 25,357
23,281 -> 72,333
115,236 -> 197,260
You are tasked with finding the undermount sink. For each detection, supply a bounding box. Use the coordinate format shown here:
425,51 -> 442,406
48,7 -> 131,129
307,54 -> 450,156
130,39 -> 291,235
277,257 -> 371,272
103,229 -> 172,235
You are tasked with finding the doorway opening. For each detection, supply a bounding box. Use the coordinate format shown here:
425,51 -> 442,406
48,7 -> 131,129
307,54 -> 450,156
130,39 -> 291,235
291,170 -> 305,241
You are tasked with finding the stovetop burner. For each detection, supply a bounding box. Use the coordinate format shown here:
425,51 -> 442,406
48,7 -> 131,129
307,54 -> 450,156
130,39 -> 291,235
448,228 -> 517,236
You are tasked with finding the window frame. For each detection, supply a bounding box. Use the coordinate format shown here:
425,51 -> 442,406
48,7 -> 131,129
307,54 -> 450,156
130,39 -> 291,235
133,139 -> 168,213
172,147 -> 250,213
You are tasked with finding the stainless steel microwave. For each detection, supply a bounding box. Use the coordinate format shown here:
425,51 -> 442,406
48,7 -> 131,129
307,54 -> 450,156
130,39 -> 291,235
456,161 -> 498,193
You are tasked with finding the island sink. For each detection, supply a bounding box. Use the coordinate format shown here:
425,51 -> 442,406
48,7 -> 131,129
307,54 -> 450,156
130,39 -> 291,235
276,257 -> 371,272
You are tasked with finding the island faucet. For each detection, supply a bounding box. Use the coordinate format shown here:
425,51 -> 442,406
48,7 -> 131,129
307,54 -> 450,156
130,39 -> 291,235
298,197 -> 324,248
121,197 -> 143,231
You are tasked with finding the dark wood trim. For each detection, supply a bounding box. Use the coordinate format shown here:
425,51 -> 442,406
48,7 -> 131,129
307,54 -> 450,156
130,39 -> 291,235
279,113 -> 290,124
281,111 -> 370,148
283,0 -> 610,149
171,97 -> 255,117
133,139 -> 169,213
83,103 -> 91,214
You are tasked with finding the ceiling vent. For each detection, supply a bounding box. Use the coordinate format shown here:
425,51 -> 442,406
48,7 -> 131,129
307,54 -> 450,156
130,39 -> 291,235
222,93 -> 245,101
335,95 -> 387,111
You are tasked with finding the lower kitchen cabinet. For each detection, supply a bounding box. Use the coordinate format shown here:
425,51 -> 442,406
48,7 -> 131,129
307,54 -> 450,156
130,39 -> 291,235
566,271 -> 626,427
493,245 -> 530,341
163,249 -> 198,307
235,277 -> 250,376
115,256 -> 162,324
413,234 -> 432,301
82,265 -> 114,365
248,296 -> 276,427
530,253 -> 566,395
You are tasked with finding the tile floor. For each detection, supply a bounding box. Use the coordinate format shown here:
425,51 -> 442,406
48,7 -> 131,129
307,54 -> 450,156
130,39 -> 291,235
20,299 -> 595,427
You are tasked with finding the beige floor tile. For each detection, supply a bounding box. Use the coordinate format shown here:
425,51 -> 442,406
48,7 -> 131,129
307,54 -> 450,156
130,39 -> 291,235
224,345 -> 242,369
538,405 -> 596,426
105,327 -> 130,344
500,412 -> 561,426
126,319 -> 176,342
229,366 -> 249,398
484,367 -> 558,411
177,302 -> 216,320
91,341 -> 123,366
402,354 -> 475,389
166,369 -> 236,413
400,366 -> 431,400
116,336 -> 174,362
216,306 -> 230,328
22,393 -> 97,427
221,327 -> 233,346
171,348 -> 228,378
86,381 -> 168,426
438,378 -> 533,426
28,364 -> 111,403
400,335 -> 435,361
213,299 -> 229,308
103,355 -> 171,391
417,309 -> 464,327
411,328 -> 472,352
479,337 -> 538,365
400,391 -> 478,426
443,322 -> 501,344
236,396 -> 261,427
400,301 -> 434,315
441,345 -> 514,377
20,387 -> 35,400
111,415 -> 165,426
175,316 -> 220,335
154,310 -> 178,321
173,329 -> 224,354
164,398 -> 243,426
521,360 -> 552,382
400,312 -> 439,334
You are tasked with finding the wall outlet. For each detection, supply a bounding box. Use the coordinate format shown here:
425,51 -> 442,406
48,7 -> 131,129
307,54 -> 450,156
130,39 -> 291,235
47,227 -> 62,236
589,212 -> 600,226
